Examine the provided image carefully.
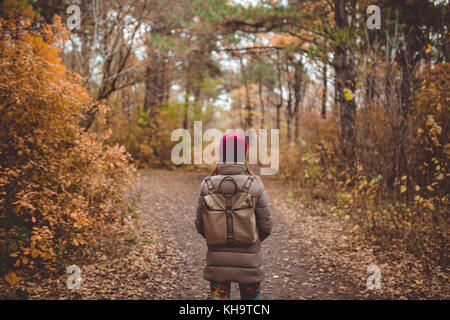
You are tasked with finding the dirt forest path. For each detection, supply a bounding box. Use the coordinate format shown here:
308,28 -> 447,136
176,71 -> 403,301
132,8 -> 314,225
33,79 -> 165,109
137,170 -> 374,300
25,169 -> 385,300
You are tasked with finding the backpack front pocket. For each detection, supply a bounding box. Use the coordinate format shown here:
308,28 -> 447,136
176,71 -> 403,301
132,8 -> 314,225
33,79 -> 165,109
202,209 -> 227,245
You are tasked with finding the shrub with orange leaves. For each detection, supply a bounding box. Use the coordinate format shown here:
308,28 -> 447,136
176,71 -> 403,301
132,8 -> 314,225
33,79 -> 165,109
0,4 -> 134,281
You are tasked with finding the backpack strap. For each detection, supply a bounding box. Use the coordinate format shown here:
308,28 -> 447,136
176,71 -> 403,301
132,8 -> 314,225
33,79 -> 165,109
242,176 -> 255,193
204,176 -> 215,193
224,195 -> 234,244
217,176 -> 236,244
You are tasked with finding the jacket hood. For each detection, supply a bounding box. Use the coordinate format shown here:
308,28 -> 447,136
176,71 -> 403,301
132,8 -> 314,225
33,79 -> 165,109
216,163 -> 247,175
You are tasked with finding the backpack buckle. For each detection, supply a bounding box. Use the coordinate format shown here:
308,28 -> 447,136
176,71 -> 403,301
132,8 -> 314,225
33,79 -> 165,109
242,176 -> 254,193
205,177 -> 215,193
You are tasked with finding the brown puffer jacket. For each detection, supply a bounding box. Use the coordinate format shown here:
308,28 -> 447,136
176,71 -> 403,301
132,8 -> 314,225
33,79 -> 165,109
195,163 -> 273,284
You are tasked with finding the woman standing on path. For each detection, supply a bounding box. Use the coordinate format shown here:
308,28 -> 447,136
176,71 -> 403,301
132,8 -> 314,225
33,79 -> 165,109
195,132 -> 273,300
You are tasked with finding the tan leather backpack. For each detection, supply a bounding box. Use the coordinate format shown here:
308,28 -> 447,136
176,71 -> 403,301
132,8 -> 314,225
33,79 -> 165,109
201,175 -> 258,246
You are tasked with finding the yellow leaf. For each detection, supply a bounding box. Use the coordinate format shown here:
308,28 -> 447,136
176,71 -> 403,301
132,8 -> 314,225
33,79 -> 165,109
4,272 -> 21,286
400,185 -> 407,193
415,185 -> 421,191
343,88 -> 355,101
73,239 -> 79,246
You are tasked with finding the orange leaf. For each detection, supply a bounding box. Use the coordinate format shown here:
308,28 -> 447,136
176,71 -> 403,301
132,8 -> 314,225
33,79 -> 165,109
4,272 -> 22,286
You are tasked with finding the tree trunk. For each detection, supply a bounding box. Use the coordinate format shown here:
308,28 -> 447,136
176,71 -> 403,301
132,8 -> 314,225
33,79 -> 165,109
258,78 -> 265,128
334,0 -> 357,169
275,52 -> 283,131
193,85 -> 202,121
286,79 -> 293,143
244,80 -> 253,129
333,73 -> 340,120
276,103 -> 281,130
183,87 -> 190,130
241,60 -> 253,130
321,61 -> 328,119
396,27 -> 417,196
293,60 -> 302,140
286,101 -> 292,142
144,50 -> 165,132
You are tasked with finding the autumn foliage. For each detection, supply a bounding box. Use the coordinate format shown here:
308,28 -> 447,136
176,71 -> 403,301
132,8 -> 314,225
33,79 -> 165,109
0,6 -> 134,282
0,0 -> 447,298
279,63 -> 449,269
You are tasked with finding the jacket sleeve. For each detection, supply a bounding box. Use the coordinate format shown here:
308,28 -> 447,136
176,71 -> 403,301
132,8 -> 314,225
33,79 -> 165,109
195,190 -> 205,238
254,181 -> 273,242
